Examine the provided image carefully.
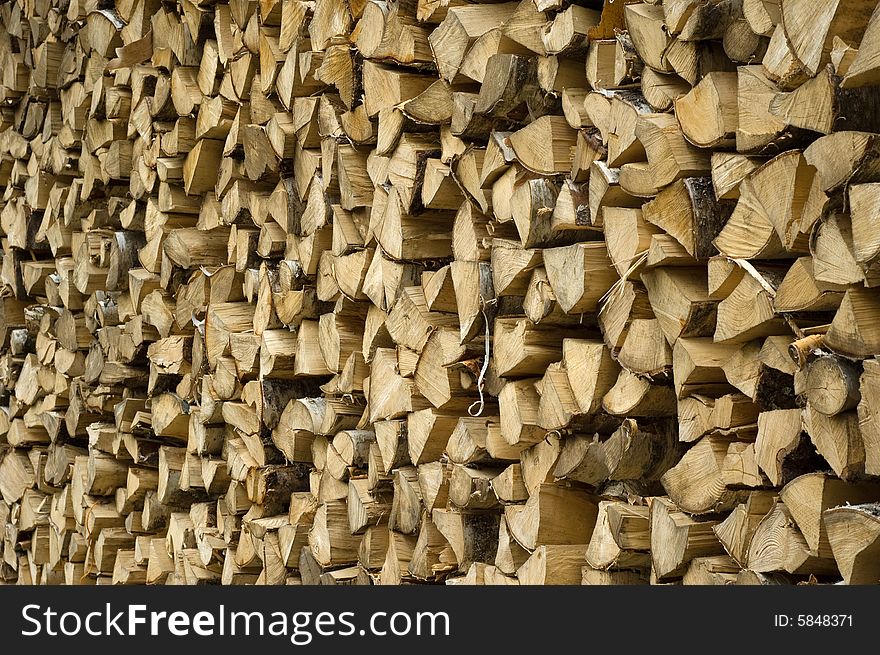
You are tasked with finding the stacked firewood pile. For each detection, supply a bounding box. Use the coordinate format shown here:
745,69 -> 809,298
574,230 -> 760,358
2,0 -> 880,585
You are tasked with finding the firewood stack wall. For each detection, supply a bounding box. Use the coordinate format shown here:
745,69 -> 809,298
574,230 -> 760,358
2,0 -> 880,585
